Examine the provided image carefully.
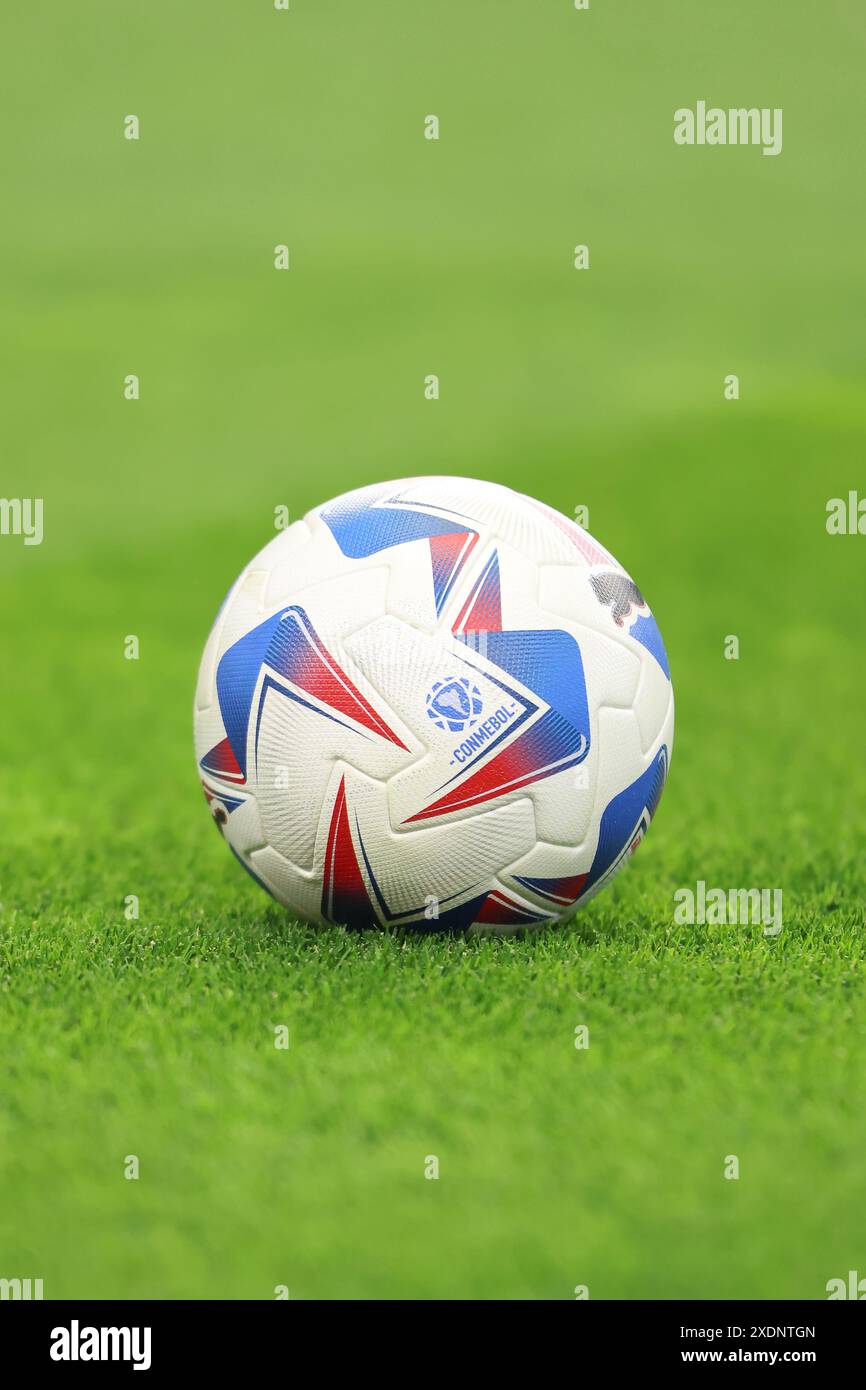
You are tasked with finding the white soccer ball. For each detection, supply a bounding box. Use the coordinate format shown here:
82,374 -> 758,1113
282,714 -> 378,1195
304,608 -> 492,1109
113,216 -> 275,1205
194,477 -> 674,933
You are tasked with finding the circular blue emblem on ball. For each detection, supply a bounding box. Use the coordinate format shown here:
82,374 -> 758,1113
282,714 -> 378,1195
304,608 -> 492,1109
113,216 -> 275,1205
426,677 -> 483,733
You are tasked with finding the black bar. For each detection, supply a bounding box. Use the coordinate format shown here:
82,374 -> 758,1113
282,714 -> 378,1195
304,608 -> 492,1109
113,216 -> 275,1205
2,1299 -> 861,1374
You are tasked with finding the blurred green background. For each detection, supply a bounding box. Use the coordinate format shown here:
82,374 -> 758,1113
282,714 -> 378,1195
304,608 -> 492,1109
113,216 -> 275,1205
1,1 -> 865,1299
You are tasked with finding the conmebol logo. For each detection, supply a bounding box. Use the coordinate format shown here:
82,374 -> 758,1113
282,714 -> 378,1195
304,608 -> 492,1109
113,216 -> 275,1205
425,677 -> 483,733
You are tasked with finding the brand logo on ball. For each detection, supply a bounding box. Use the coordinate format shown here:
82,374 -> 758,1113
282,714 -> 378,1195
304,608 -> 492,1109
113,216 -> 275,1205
425,677 -> 483,733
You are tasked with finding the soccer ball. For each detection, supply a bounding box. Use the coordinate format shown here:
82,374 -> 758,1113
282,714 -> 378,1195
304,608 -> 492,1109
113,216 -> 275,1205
194,477 -> 674,933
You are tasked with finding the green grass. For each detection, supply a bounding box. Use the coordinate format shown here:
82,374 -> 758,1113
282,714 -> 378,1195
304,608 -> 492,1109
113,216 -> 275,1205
1,0 -> 865,1299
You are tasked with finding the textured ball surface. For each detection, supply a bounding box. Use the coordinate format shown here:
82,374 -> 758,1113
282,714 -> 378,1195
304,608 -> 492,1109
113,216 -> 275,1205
194,477 -> 674,933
